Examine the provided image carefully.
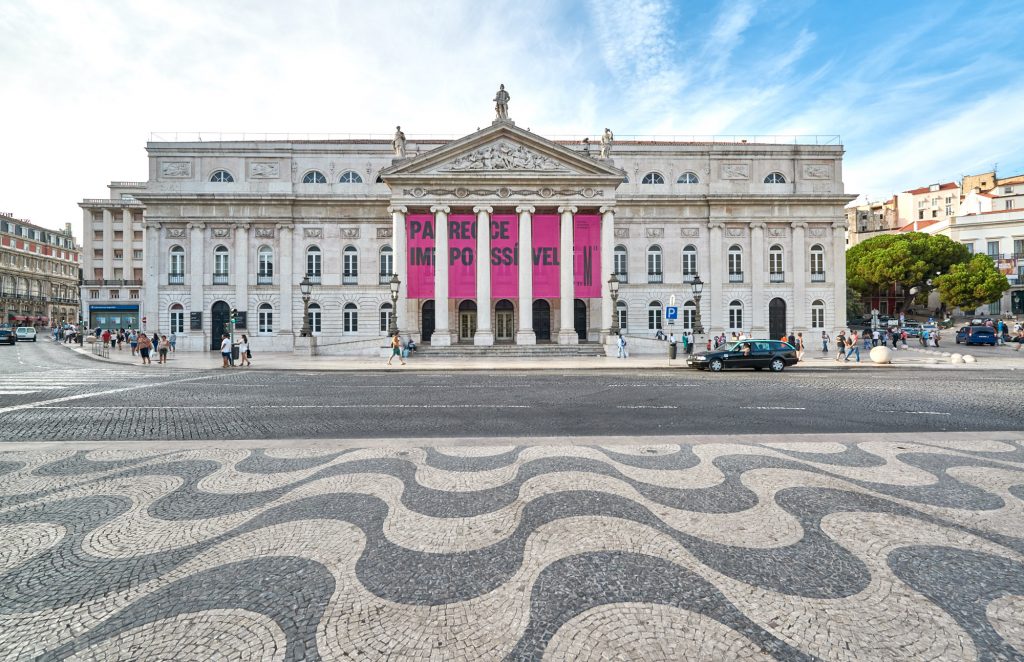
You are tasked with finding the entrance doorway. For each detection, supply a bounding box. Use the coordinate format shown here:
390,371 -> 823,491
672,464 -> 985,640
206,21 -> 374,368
574,299 -> 588,341
458,300 -> 477,341
768,298 -> 787,340
421,300 -> 435,342
532,299 -> 551,342
495,299 -> 514,341
211,301 -> 230,350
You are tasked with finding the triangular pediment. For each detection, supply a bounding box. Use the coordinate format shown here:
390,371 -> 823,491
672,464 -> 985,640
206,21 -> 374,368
380,122 -> 625,182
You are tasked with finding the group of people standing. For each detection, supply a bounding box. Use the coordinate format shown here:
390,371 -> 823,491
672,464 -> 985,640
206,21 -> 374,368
220,334 -> 252,368
98,328 -> 173,365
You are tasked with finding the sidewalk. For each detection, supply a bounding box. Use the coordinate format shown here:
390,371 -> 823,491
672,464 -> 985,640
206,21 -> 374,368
63,341 -> 1024,372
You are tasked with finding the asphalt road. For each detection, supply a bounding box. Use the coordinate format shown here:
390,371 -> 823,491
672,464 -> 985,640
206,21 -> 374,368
1,339 -> 1021,441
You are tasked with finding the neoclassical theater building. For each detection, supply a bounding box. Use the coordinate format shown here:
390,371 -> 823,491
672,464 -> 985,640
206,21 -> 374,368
130,111 -> 852,353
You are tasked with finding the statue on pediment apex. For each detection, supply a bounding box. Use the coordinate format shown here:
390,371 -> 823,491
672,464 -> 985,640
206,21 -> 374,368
493,84 -> 510,121
392,126 -> 407,158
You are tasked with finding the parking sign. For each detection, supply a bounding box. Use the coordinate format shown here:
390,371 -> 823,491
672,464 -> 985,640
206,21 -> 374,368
665,306 -> 678,320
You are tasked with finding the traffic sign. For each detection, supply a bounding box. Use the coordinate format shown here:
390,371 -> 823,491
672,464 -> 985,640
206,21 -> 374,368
665,306 -> 678,320
141,316 -> 147,324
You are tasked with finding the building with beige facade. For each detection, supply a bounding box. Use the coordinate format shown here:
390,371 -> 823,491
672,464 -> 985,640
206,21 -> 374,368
0,212 -> 80,327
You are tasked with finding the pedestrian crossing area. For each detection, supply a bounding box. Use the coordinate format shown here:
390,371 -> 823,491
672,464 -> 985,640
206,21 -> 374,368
0,368 -> 166,397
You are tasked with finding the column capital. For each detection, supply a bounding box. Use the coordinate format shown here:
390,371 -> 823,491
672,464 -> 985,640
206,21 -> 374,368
276,223 -> 292,233
515,205 -> 536,214
237,222 -> 251,231
430,205 -> 451,214
599,205 -> 616,215
557,205 -> 578,215
144,222 -> 161,231
831,221 -> 848,230
707,221 -> 725,230
187,222 -> 206,231
472,205 -> 494,215
387,205 -> 408,214
791,221 -> 808,230
749,221 -> 766,231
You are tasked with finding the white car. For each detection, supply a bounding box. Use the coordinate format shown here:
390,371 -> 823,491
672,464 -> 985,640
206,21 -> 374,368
15,327 -> 37,342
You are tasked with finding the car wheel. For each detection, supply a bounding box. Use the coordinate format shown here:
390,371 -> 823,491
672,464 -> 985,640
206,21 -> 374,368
709,359 -> 724,372
769,358 -> 785,372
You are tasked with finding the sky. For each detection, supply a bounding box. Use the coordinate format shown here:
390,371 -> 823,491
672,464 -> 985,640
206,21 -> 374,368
2,0 -> 1024,235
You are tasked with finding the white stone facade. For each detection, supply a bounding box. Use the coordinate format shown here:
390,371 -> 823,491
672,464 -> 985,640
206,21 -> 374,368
128,122 -> 851,353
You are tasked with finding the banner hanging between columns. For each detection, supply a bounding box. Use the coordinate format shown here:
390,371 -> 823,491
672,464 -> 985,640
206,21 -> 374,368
490,213 -> 518,299
447,213 -> 476,298
531,214 -> 560,298
406,214 -> 435,299
573,214 -> 601,298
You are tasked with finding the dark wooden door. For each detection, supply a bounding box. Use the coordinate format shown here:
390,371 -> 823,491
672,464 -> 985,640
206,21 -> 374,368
211,301 -> 230,351
421,300 -> 434,343
769,298 -> 787,341
533,300 -> 551,342
574,299 -> 587,341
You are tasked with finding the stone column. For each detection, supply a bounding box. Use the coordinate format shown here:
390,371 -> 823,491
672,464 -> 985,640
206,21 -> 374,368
143,222 -> 160,333
515,205 -> 536,345
81,208 -> 93,324
473,205 -> 494,346
430,205 -> 453,346
277,224 -> 294,336
389,206 -> 407,333
792,222 -> 807,332
102,209 -> 114,279
832,219 -> 847,334
600,205 -> 615,341
708,222 -> 724,335
557,205 -> 579,345
750,222 -> 766,337
188,222 -> 205,350
122,209 -> 134,282
235,223 -> 249,328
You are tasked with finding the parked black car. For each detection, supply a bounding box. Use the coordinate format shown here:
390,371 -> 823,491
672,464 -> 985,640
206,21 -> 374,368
0,329 -> 15,345
687,340 -> 799,372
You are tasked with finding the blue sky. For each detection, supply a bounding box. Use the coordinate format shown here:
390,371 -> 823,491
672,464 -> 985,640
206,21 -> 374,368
2,0 -> 1023,231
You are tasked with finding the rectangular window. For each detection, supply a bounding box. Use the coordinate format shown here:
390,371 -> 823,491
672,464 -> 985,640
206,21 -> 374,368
964,242 -> 974,254
682,306 -> 694,331
344,309 -> 358,333
945,205 -> 952,216
89,290 -> 99,299
110,290 -> 119,299
94,249 -> 103,258
113,231 -> 123,240
648,307 -> 662,331
170,310 -> 184,334
133,231 -> 143,240
380,309 -> 390,332
1014,239 -> 1024,257
113,250 -> 123,260
258,309 -> 273,335
613,250 -> 628,282
1005,187 -> 1013,194
729,307 -> 742,330
945,196 -> 952,204
987,241 -> 1000,257
681,252 -> 696,276
129,290 -> 139,299
811,307 -> 824,328
133,250 -> 143,260
1006,200 -> 1015,210
94,231 -> 103,240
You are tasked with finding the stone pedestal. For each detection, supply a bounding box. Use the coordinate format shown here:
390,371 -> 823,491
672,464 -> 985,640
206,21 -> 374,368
474,330 -> 495,346
430,333 -> 454,347
515,330 -> 537,345
557,330 -> 579,345
293,335 -> 317,356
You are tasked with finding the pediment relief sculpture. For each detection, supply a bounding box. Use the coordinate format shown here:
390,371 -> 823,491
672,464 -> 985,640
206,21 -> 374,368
441,141 -> 569,172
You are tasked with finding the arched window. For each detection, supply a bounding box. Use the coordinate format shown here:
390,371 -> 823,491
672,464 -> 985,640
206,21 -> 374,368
811,299 -> 826,328
728,300 -> 744,329
810,244 -> 826,281
613,245 -> 628,282
379,302 -> 393,333
258,303 -> 273,335
764,172 -> 786,184
169,304 -> 184,334
257,246 -> 274,284
343,302 -> 358,333
302,170 -> 327,184
307,302 -> 322,335
339,170 -> 363,184
682,244 -> 697,281
169,246 -> 185,284
682,300 -> 696,330
213,245 -> 229,284
343,245 -> 359,284
728,245 -> 743,282
615,301 -> 628,331
379,245 -> 393,283
209,170 -> 234,183
646,245 -> 663,283
641,172 -> 665,185
769,244 -> 784,282
305,246 -> 321,283
677,171 -> 700,184
647,300 -> 663,331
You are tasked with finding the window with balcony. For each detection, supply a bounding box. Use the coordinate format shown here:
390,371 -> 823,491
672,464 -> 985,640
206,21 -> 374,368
987,241 -> 1000,258
113,250 -> 123,260
213,245 -> 230,284
728,245 -> 743,282
258,246 -> 274,284
305,246 -> 322,284
810,244 -> 826,281
769,245 -> 784,282
343,245 -> 359,284
379,245 -> 394,284
646,245 -> 663,283
1014,239 -> 1024,258
133,250 -> 143,260
168,246 -> 185,284
613,245 -> 628,282
681,245 -> 697,282
129,290 -> 139,299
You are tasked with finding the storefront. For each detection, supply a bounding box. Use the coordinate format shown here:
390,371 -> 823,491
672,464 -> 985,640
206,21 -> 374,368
87,304 -> 139,331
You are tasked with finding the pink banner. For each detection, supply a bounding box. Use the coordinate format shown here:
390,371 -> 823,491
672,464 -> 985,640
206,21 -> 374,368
489,213 -> 518,299
531,214 -> 560,298
406,214 -> 435,299
447,213 -> 476,299
573,214 -> 601,297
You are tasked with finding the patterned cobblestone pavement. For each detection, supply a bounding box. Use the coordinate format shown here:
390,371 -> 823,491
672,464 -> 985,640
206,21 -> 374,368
1,436 -> 1023,660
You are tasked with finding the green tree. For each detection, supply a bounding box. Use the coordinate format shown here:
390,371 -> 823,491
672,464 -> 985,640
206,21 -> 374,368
846,233 -> 971,308
933,254 -> 1009,312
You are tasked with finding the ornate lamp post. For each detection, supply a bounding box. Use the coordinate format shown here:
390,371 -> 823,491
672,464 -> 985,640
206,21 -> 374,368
608,273 -> 620,336
690,275 -> 705,335
299,275 -> 312,337
388,273 -> 401,336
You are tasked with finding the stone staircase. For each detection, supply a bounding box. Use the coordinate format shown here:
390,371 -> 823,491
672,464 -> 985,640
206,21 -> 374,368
415,342 -> 608,358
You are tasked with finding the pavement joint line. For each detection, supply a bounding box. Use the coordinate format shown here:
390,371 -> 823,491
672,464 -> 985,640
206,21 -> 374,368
30,404 -> 534,410
0,373 -> 222,415
617,405 -> 678,409
741,406 -> 807,410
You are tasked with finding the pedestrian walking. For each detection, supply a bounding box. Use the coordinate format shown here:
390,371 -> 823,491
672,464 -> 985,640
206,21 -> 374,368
872,329 -> 880,347
796,332 -> 805,362
617,333 -> 628,358
157,335 -> 170,364
846,331 -> 861,362
933,329 -> 941,347
387,333 -> 406,366
238,334 -> 251,366
129,330 -> 138,355
101,329 -> 111,347
220,334 -> 232,368
137,333 -> 153,365
169,332 -> 176,352
835,332 -> 847,361
821,330 -> 830,353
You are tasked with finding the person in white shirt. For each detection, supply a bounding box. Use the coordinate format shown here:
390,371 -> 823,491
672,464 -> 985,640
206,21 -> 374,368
220,335 -> 232,368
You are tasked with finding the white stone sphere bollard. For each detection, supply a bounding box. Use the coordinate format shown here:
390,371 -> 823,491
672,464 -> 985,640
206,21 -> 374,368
963,354 -> 977,363
950,353 -> 964,364
941,352 -> 951,356
869,346 -> 892,364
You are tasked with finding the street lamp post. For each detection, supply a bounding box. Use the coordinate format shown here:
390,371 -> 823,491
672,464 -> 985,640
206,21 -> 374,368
607,273 -> 620,337
299,275 -> 312,337
388,273 -> 401,336
690,275 -> 705,335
